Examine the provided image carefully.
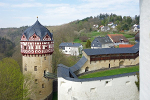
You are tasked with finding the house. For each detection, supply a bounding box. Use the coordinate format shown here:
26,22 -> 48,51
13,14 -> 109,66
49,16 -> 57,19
93,24 -> 99,28
91,36 -> 114,49
101,26 -> 110,32
133,24 -> 140,32
59,43 -> 83,56
107,34 -> 129,45
108,22 -> 114,26
111,24 -> 117,29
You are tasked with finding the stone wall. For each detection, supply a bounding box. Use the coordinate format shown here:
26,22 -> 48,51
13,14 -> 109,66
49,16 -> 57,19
22,54 -> 53,100
76,51 -> 139,75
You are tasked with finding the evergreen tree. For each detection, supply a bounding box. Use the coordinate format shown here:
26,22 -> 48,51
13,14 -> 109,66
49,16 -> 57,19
85,40 -> 91,48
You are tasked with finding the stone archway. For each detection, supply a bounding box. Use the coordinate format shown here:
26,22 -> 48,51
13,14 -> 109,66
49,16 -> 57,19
85,67 -> 89,72
119,61 -> 124,68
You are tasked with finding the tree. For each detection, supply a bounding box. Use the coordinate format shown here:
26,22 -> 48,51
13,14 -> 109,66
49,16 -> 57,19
0,58 -> 29,100
85,40 -> 91,48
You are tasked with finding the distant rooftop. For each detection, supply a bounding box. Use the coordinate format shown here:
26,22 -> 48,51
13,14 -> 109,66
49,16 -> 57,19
107,34 -> 129,43
59,42 -> 82,47
84,43 -> 139,56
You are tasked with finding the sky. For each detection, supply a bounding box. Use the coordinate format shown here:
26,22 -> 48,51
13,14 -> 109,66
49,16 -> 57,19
0,0 -> 139,28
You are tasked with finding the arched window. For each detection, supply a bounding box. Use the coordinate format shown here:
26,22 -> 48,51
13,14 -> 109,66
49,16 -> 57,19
85,67 -> 89,72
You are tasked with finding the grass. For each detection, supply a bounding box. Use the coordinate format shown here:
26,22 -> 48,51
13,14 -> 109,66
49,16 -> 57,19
52,92 -> 57,100
78,65 -> 139,79
73,39 -> 81,43
123,34 -> 134,38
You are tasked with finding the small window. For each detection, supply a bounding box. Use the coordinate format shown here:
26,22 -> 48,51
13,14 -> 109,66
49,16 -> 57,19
46,36 -> 48,38
44,57 -> 46,60
24,46 -> 26,49
33,36 -> 36,38
39,91 -> 42,95
24,66 -> 27,71
42,84 -> 45,88
45,47 -> 48,49
35,79 -> 38,84
34,66 -> 37,71
23,36 -> 25,38
106,81 -> 109,84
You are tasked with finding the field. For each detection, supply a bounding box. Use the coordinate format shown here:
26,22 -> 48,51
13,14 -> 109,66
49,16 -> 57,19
78,65 -> 139,79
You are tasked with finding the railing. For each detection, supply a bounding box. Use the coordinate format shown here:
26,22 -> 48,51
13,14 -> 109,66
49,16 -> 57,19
90,53 -> 139,61
44,72 -> 57,79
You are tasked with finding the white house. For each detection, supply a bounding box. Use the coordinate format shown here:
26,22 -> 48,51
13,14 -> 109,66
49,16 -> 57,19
59,43 -> 83,56
108,22 -> 114,26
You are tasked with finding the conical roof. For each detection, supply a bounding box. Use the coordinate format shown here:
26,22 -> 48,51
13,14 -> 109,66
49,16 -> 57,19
22,20 -> 53,41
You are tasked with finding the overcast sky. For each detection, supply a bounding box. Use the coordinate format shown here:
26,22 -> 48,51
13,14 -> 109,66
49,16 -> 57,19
0,0 -> 139,28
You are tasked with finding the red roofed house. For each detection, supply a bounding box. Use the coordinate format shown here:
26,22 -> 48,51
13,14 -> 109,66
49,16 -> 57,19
107,34 -> 129,45
119,44 -> 134,48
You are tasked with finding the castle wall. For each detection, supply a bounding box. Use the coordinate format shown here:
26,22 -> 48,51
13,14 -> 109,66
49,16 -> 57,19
22,54 -> 53,100
76,52 -> 139,75
140,0 -> 150,99
58,75 -> 139,100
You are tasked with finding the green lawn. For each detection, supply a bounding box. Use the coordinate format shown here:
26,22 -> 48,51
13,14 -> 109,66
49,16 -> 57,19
78,65 -> 139,79
123,34 -> 134,38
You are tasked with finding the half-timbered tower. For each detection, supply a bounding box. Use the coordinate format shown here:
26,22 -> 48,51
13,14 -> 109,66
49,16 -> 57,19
20,19 -> 54,100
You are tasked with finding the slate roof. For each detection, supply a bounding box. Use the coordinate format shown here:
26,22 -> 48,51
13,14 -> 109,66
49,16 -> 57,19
107,34 -> 129,43
57,64 -> 70,78
22,20 -> 53,41
84,43 -> 139,56
70,56 -> 87,72
59,43 -> 82,47
57,56 -> 87,78
91,36 -> 113,47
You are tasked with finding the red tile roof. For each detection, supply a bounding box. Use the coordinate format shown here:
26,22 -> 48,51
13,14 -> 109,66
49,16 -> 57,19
107,34 -> 129,43
119,44 -> 134,48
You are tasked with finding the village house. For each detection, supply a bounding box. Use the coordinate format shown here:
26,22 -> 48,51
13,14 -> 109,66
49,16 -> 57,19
91,36 -> 114,49
59,42 -> 83,56
101,26 -> 110,32
107,34 -> 129,45
132,24 -> 140,32
108,22 -> 114,26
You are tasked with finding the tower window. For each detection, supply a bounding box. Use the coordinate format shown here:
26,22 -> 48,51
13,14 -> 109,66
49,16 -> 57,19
34,66 -> 37,71
23,36 -> 25,38
44,57 -> 46,60
24,66 -> 27,71
35,79 -> 38,84
46,36 -> 48,38
45,47 -> 48,49
33,36 -> 36,38
39,91 -> 42,95
24,46 -> 26,49
42,84 -> 45,88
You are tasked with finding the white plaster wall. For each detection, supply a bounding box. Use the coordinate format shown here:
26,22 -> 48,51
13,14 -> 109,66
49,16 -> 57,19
62,47 -> 80,56
140,0 -> 150,100
58,75 -> 139,100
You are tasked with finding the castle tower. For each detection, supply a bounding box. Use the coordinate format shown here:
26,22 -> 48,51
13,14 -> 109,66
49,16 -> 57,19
20,19 -> 54,100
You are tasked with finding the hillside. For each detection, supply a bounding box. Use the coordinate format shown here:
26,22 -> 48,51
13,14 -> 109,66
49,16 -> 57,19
0,37 -> 15,59
0,13 -> 139,70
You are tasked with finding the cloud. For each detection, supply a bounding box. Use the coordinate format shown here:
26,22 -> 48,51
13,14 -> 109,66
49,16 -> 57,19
12,3 -> 43,8
0,2 -> 9,7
